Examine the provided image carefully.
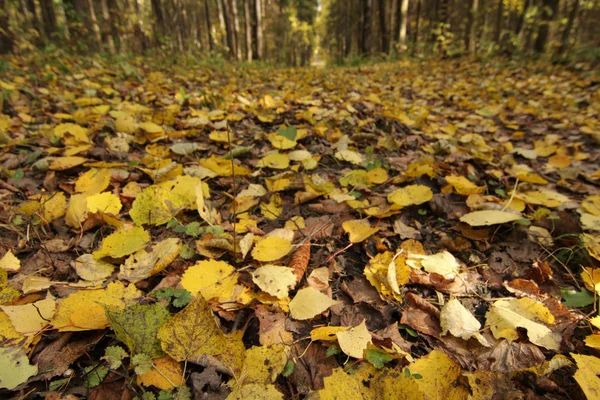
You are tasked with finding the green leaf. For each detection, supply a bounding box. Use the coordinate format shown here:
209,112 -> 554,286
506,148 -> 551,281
398,324 -> 418,338
49,378 -> 69,391
281,360 -> 295,377
277,125 -> 297,141
326,344 -> 341,358
562,288 -> 595,307
205,225 -> 224,236
140,392 -> 157,400
172,290 -> 192,308
132,353 -> 153,375
175,385 -> 192,400
11,169 -> 24,181
365,350 -> 393,369
105,303 -> 171,358
157,390 -> 173,400
84,365 -> 109,389
413,373 -> 423,379
404,368 -> 411,378
179,244 -> 195,259
102,345 -> 128,369
185,222 -> 203,237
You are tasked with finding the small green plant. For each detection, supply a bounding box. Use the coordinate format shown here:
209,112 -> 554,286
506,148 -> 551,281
153,288 -> 192,308
365,350 -> 393,369
404,368 -> 423,380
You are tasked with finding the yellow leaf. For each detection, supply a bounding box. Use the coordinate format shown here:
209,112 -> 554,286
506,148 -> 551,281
260,193 -> 283,220
119,238 -> 181,283
130,185 -> 188,226
518,189 -> 569,208
51,281 -> 141,331
252,236 -> 293,262
257,152 -> 290,169
72,254 -> 115,281
511,164 -> 548,184
267,132 -> 297,150
75,168 -> 111,194
342,220 -> 379,243
1,298 -> 55,336
39,192 -> 67,223
485,297 -> 560,350
386,252 -> 410,294
419,251 -> 460,279
114,114 -> 138,134
209,130 -> 231,143
93,226 -> 150,259
157,295 -> 245,375
440,299 -> 489,346
289,287 -> 339,320
65,193 -> 88,228
582,234 -> 600,262
200,155 -> 251,176
581,267 -> 600,294
22,276 -> 52,294
334,149 -> 364,165
227,383 -> 283,400
242,344 -> 289,384
49,156 -> 87,171
336,320 -> 372,359
582,195 -> 600,217
572,353 -> 600,400
137,356 -> 183,390
0,310 -> 22,342
319,365 -> 378,400
459,210 -> 522,226
195,181 -> 217,226
180,260 -> 238,301
376,350 -> 468,400
366,168 -> 388,185
581,213 -> 600,231
139,121 -> 164,134
252,266 -> 296,299
0,250 -> 20,272
86,192 -> 122,215
585,334 -> 600,349
310,326 -> 348,341
387,185 -> 433,207
444,175 -> 485,195
0,346 -> 38,390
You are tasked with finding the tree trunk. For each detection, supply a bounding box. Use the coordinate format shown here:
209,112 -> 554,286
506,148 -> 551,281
221,0 -> 236,57
0,0 -> 13,54
231,0 -> 242,60
413,0 -> 421,54
515,0 -> 530,36
100,0 -> 116,54
494,0 -> 503,44
399,0 -> 409,49
534,0 -> 559,53
378,0 -> 389,53
360,0 -> 371,54
87,0 -> 102,49
151,0 -> 166,45
244,0 -> 252,61
558,0 -> 579,54
204,0 -> 214,51
39,0 -> 58,40
465,0 -> 478,52
254,0 -> 263,59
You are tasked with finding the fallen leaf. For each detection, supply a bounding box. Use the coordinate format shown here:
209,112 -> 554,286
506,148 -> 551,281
289,287 -> 339,320
460,210 -> 522,226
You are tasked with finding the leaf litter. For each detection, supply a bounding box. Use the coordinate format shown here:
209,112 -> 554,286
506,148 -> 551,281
0,56 -> 598,398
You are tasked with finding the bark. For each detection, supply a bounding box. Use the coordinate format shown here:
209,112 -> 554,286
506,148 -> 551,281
231,0 -> 242,60
244,0 -> 253,61
378,0 -> 389,53
100,0 -> 116,54
399,0 -> 409,49
204,0 -> 214,51
534,0 -> 559,53
360,0 -> 372,54
0,0 -> 13,54
465,0 -> 478,52
39,0 -> 58,39
87,0 -> 102,49
221,0 -> 236,57
216,0 -> 227,46
558,0 -> 579,54
494,0 -> 503,44
152,0 -> 166,43
254,0 -> 263,59
413,0 -> 421,54
515,0 -> 530,36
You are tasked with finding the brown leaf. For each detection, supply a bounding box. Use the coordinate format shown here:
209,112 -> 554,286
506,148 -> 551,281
475,340 -> 545,373
400,293 -> 441,337
288,243 -> 311,283
255,305 -> 293,346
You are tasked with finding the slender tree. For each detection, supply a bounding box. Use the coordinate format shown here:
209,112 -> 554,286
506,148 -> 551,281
244,0 -> 253,61
205,0 -> 214,51
254,0 -> 263,59
39,0 -> 58,40
378,0 -> 390,53
231,0 -> 242,60
465,0 -> 479,52
558,0 -> 580,54
534,0 -> 560,53
87,0 -> 102,49
0,0 -> 13,54
398,0 -> 409,50
360,0 -> 372,54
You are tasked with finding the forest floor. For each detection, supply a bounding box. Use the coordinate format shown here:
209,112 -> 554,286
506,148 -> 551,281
0,55 -> 599,400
